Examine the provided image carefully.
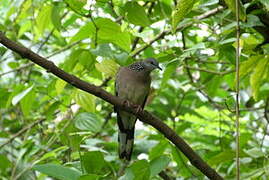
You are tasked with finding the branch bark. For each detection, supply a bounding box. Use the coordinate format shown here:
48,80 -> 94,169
0,32 -> 223,180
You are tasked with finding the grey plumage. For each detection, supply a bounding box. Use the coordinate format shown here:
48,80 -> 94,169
115,58 -> 161,160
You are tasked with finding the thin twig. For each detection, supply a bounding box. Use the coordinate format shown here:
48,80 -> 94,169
235,0 -> 241,179
184,65 -> 235,76
0,118 -> 45,149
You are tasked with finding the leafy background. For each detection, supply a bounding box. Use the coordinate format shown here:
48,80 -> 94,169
1,0 -> 269,179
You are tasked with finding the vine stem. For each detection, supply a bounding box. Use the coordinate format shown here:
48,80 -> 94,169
235,0 -> 241,179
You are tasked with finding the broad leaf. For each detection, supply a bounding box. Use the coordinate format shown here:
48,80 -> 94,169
149,155 -> 170,177
81,151 -> 106,174
74,112 -> 102,133
95,59 -> 119,77
33,164 -> 81,180
124,2 -> 150,27
73,89 -> 96,112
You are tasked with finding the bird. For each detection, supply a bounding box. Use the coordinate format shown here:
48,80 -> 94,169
115,57 -> 162,161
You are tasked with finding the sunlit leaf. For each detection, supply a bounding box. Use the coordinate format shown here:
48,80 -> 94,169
96,18 -> 131,51
172,0 -> 195,32
12,85 -> 34,105
95,59 -> 119,77
36,5 -> 52,34
73,89 -> 96,112
250,57 -> 269,100
70,22 -> 96,43
55,79 -> 67,95
51,2 -> 62,30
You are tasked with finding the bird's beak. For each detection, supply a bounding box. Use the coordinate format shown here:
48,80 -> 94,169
157,65 -> 162,70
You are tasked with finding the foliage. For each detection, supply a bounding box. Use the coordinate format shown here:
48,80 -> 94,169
1,0 -> 269,179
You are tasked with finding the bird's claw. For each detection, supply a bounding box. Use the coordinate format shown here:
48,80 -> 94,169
134,105 -> 143,114
122,100 -> 130,107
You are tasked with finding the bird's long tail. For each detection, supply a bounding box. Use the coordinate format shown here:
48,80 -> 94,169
118,127 -> 135,161
116,111 -> 136,161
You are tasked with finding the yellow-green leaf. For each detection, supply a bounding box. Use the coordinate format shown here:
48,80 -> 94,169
96,18 -> 131,52
250,57 -> 269,100
172,0 -> 195,32
36,5 -> 52,34
239,55 -> 262,78
95,59 -> 119,77
73,89 -> 95,112
55,79 -> 67,95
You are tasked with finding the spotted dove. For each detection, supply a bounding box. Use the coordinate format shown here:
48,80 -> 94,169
115,58 -> 162,161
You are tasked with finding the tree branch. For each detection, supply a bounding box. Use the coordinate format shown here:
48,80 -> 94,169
0,32 -> 223,180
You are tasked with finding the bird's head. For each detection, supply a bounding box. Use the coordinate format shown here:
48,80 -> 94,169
141,58 -> 162,71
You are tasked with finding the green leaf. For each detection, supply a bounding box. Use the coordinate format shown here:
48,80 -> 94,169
208,150 -> 235,165
128,160 -> 150,180
172,0 -> 195,32
171,145 -> 192,177
55,79 -> 67,95
20,89 -> 35,116
95,59 -> 119,77
74,112 -> 102,133
149,140 -> 168,160
65,0 -> 87,14
78,50 -> 95,70
245,148 -> 265,158
239,55 -> 262,79
73,89 -> 96,112
0,154 -> 11,171
149,155 -> 170,177
36,5 -> 52,34
91,44 -> 114,58
124,2 -> 150,27
81,151 -> 106,174
12,85 -> 34,105
33,163 -> 82,180
224,0 -> 246,21
78,174 -> 101,180
63,49 -> 84,72
96,18 -> 131,51
250,57 -> 269,100
259,0 -> 269,11
241,33 -> 264,50
51,3 -> 62,30
70,22 -> 96,43
161,60 -> 179,88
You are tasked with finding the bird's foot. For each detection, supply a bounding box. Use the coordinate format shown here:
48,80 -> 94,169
122,100 -> 130,107
134,105 -> 143,114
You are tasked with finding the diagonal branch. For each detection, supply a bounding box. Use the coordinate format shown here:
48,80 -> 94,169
0,32 -> 223,180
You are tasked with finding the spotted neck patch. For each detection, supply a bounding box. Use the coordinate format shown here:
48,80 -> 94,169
128,62 -> 144,72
